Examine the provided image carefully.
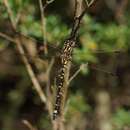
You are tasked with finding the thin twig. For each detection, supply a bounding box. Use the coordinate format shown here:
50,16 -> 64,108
0,32 -> 16,43
46,58 -> 55,117
46,0 -> 55,4
38,0 -> 55,54
85,0 -> 96,7
3,0 -> 16,30
22,120 -> 38,130
39,0 -> 47,54
70,0 -> 88,38
16,38 -> 47,103
46,58 -> 55,76
15,9 -> 22,26
68,63 -> 88,85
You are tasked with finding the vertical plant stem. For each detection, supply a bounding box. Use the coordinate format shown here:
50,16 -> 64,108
39,0 -> 48,54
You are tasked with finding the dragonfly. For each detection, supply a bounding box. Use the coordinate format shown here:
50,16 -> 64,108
0,31 -> 128,121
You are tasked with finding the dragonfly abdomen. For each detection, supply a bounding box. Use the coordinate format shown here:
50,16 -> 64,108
53,39 -> 76,120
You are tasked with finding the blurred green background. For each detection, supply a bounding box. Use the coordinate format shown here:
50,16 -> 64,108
0,0 -> 130,130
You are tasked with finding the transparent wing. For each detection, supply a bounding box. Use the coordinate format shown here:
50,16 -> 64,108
0,32 -> 128,78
